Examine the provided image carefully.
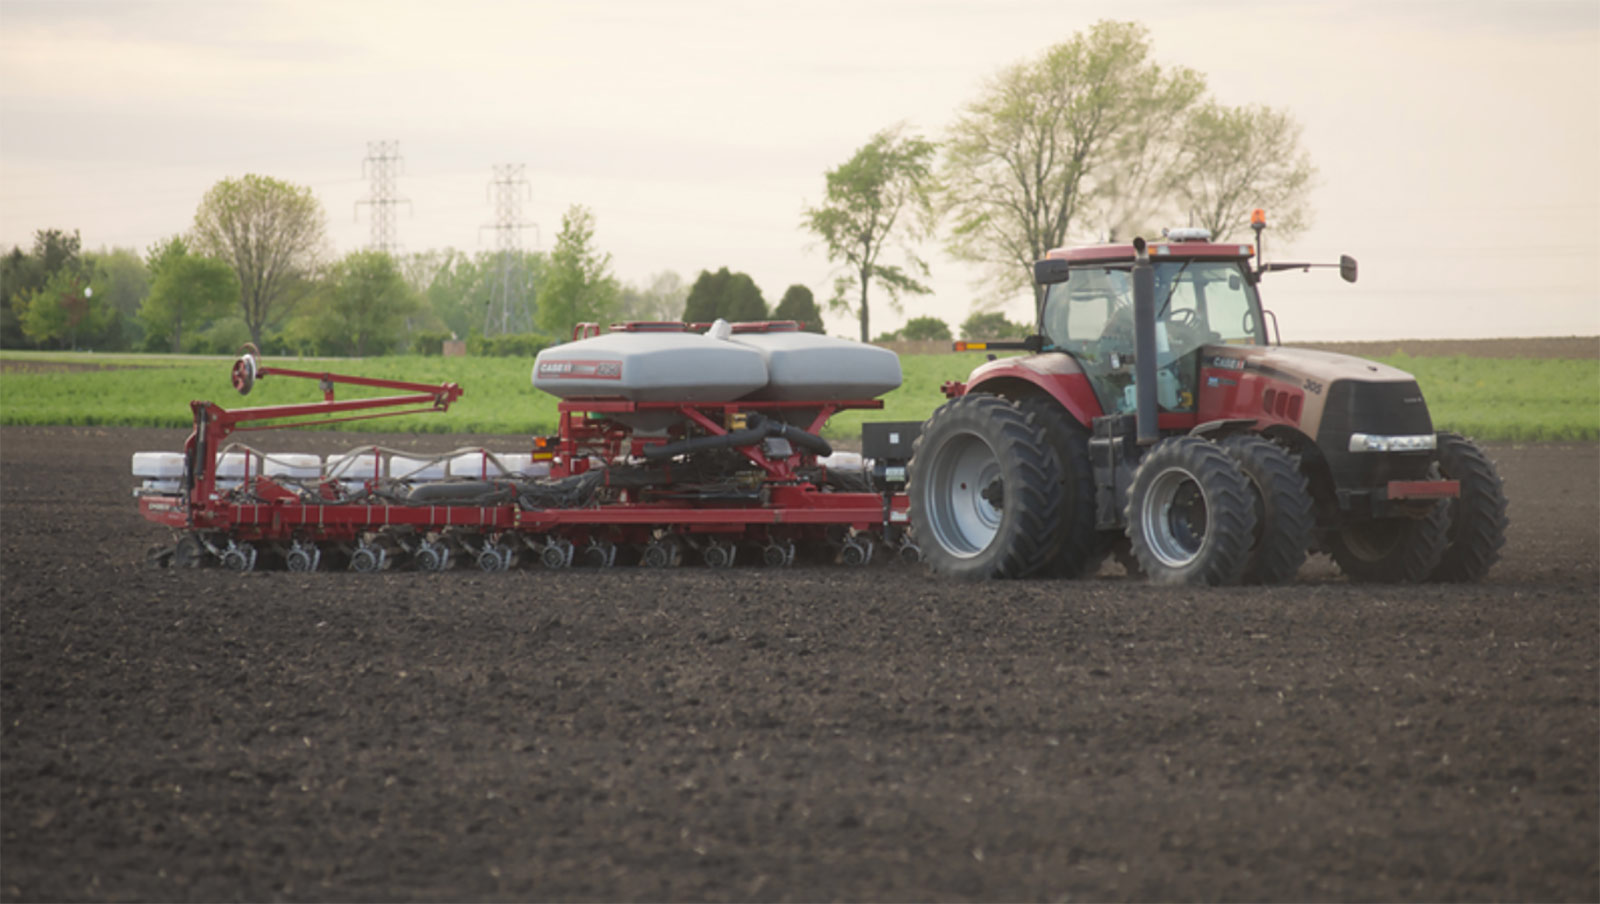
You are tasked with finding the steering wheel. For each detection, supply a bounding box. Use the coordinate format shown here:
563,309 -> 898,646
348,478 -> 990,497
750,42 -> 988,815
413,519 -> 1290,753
1169,308 -> 1198,327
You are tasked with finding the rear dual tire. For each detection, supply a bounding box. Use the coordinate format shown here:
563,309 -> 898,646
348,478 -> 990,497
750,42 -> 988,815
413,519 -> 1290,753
908,394 -> 1062,580
1217,435 -> 1314,584
1124,437 -> 1257,586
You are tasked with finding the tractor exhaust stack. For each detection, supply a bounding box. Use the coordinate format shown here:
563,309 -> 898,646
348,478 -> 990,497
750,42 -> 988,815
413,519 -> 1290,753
1131,236 -> 1160,445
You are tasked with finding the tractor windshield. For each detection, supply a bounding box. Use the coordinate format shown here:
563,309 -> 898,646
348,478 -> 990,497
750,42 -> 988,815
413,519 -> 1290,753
1041,259 -> 1264,416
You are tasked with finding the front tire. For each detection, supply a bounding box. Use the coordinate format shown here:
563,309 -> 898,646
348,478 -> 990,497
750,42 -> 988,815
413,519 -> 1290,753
908,394 -> 1062,580
1328,502 -> 1450,583
1124,437 -> 1257,586
1429,432 -> 1508,582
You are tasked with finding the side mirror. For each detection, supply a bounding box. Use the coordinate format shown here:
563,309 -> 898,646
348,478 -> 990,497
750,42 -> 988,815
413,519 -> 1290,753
1340,254 -> 1358,283
1033,258 -> 1072,286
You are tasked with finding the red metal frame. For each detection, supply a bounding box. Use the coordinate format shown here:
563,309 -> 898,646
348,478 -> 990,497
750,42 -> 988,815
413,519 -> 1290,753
163,362 -> 464,527
140,357 -> 910,556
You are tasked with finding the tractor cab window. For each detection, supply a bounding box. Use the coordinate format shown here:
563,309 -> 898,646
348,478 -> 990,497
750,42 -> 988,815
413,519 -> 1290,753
1041,259 -> 1263,417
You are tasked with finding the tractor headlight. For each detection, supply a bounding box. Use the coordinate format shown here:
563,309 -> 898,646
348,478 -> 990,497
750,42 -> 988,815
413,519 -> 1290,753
1348,433 -> 1437,453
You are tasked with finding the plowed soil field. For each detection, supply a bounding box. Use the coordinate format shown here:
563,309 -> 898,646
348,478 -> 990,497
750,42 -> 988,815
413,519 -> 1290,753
2,427 -> 1595,902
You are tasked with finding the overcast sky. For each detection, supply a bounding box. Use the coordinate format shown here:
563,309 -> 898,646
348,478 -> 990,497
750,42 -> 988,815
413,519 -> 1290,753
2,0 -> 1596,341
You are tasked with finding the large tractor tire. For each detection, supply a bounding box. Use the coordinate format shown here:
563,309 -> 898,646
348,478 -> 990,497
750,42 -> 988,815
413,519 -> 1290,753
1429,431 -> 1508,582
1124,437 -> 1257,586
1218,434 -> 1315,584
1327,502 -> 1451,583
1015,395 -> 1098,578
908,394 -> 1063,580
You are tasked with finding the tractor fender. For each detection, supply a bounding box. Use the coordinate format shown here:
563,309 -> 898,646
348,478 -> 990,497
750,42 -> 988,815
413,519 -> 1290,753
1190,418 -> 1258,439
963,353 -> 1102,429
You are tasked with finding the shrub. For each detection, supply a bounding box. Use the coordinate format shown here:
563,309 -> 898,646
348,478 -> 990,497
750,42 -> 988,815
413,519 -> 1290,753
467,332 -> 550,358
961,311 -> 1031,339
412,330 -> 452,356
899,316 -> 952,341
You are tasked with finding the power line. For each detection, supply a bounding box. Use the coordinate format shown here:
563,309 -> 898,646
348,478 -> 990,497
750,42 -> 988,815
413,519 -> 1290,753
482,164 -> 538,336
355,140 -> 410,254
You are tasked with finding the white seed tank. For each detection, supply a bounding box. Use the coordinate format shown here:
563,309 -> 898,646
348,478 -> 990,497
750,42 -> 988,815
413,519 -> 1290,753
532,321 -> 901,429
533,321 -> 768,404
732,329 -> 901,401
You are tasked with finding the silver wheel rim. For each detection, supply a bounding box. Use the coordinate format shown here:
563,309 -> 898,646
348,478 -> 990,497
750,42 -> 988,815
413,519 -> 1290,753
1140,467 -> 1209,568
925,433 -> 1005,558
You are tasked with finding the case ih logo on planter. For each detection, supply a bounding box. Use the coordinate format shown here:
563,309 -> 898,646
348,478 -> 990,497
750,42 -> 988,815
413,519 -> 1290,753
538,359 -> 623,380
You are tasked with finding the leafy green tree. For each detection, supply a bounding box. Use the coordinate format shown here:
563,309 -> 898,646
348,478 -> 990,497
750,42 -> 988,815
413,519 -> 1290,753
84,247 -> 151,350
401,249 -> 473,338
1174,102 -> 1314,241
401,249 -> 540,341
773,284 -> 824,332
961,311 -> 1030,339
19,268 -> 101,349
2,229 -> 82,348
804,125 -> 937,342
140,236 -> 238,353
191,174 -> 328,349
0,248 -> 27,347
537,205 -> 619,336
898,315 -> 951,341
682,268 -> 767,323
941,21 -> 1205,307
190,316 -> 254,355
617,270 -> 689,323
289,250 -> 418,357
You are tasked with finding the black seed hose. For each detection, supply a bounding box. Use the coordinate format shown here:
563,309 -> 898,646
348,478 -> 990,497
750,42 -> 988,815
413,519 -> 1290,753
641,414 -> 831,462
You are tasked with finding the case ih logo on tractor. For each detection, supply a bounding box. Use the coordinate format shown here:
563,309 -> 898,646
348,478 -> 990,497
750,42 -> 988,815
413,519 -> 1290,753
905,211 -> 1508,585
135,212 -> 1505,585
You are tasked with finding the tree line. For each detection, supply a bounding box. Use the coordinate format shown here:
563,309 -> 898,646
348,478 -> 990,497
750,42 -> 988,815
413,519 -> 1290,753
3,20 -> 1310,355
1,197 -> 824,357
804,20 -> 1314,341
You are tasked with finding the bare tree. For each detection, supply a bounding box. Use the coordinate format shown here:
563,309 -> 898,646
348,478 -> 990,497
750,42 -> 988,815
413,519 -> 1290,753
940,21 -> 1204,309
191,174 -> 327,348
1174,102 -> 1315,241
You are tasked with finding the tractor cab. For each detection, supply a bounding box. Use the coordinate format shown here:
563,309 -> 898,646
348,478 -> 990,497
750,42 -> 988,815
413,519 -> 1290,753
1037,231 -> 1263,420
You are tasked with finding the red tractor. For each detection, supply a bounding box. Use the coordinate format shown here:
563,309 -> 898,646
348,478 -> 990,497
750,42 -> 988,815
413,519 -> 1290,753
906,214 -> 1508,585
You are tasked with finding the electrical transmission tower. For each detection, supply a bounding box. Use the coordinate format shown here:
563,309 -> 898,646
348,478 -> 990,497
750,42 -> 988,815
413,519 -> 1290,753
482,164 -> 538,336
356,140 -> 409,254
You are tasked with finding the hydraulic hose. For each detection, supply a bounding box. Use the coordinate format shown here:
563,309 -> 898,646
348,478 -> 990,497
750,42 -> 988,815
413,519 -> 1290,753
641,414 -> 832,462
404,480 -> 516,506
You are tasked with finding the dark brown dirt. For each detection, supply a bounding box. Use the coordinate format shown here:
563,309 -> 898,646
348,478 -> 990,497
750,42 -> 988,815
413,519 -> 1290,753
2,426 -> 1596,903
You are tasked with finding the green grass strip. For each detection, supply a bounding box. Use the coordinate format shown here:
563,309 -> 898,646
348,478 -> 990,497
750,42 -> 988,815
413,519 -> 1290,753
2,350 -> 1594,443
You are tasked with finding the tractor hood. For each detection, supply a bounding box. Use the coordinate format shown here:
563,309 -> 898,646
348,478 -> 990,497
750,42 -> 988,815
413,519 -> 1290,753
1215,345 -> 1418,387
1202,343 -> 1433,450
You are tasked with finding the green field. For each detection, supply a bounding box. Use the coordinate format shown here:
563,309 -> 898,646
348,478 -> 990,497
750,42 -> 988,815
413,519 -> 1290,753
1,349 -> 1595,442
